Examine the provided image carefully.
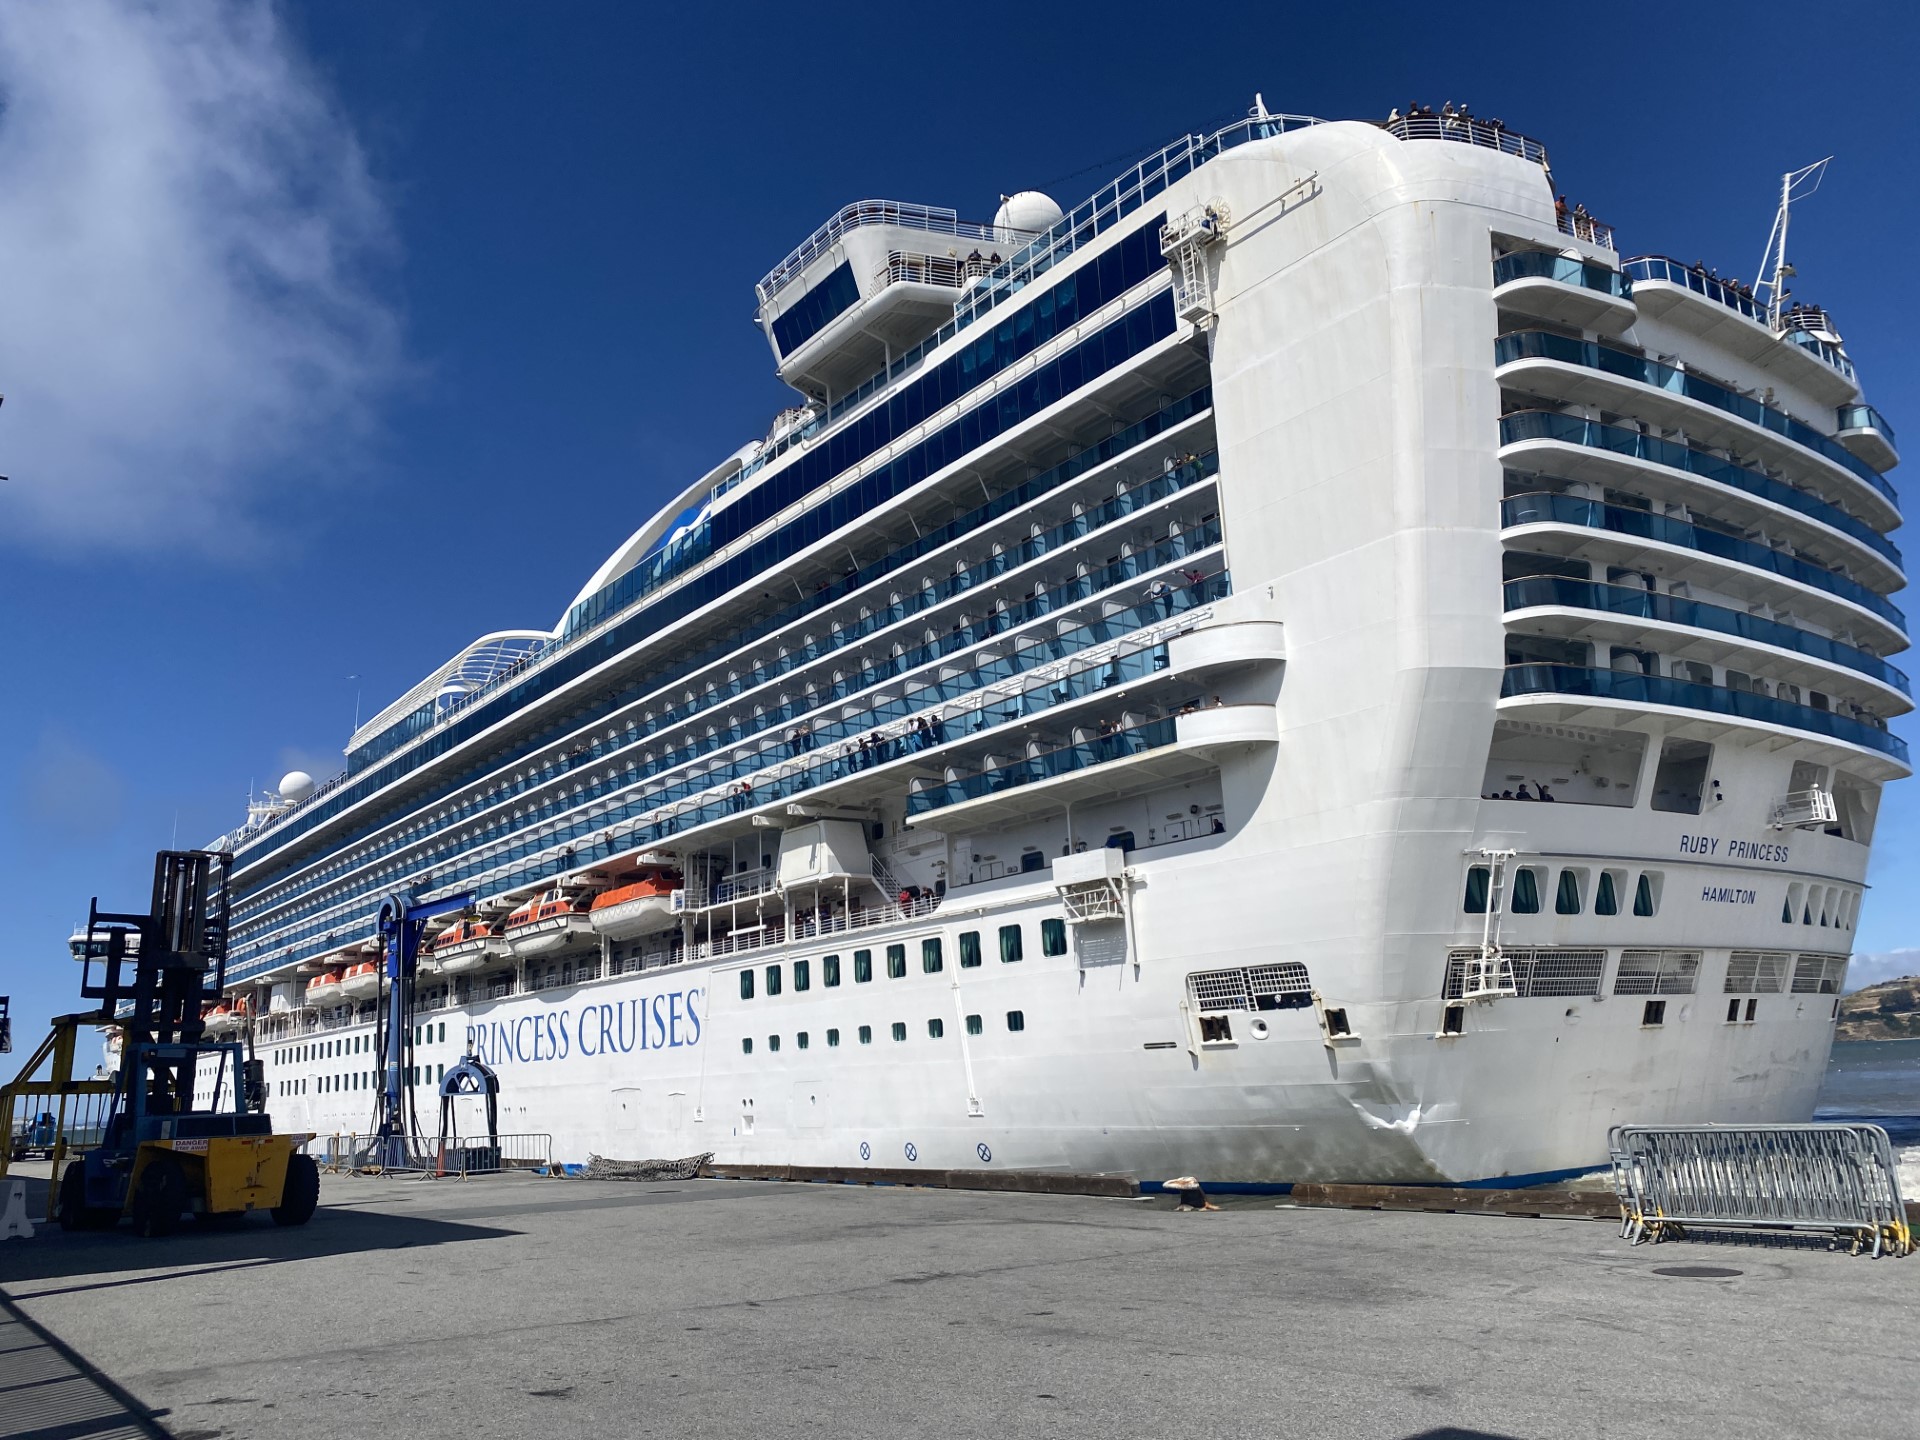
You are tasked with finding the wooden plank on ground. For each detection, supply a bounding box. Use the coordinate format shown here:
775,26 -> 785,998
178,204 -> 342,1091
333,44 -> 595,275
1289,1182 -> 1618,1220
703,1163 -> 1137,1198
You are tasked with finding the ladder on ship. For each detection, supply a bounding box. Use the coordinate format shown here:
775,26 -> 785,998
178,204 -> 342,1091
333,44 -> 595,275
1465,848 -> 1518,1000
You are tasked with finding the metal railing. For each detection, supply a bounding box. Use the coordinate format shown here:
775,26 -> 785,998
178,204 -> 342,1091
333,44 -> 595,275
1555,210 -> 1616,250
877,251 -> 1000,291
1381,113 -> 1550,166
1609,1123 -> 1912,1256
312,1131 -> 555,1178
907,717 -> 1181,814
758,201 -> 1013,305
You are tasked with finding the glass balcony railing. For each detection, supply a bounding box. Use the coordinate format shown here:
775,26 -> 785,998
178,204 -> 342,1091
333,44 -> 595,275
1493,251 -> 1629,298
1499,411 -> 1901,568
906,718 -> 1181,815
1781,326 -> 1857,382
225,576 -> 1234,972
1838,403 -> 1899,451
1502,576 -> 1911,695
1621,256 -> 1770,324
1500,664 -> 1909,764
1500,491 -> 1907,629
1494,331 -> 1899,505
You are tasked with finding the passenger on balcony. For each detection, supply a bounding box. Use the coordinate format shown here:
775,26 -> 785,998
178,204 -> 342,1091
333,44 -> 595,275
1146,578 -> 1174,616
1515,783 -> 1535,801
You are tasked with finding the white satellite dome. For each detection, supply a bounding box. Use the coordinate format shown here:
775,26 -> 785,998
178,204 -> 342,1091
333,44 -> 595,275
278,770 -> 316,803
994,191 -> 1064,239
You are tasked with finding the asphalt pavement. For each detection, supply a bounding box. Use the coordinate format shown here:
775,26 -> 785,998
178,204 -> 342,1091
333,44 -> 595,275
1,1165 -> 1913,1440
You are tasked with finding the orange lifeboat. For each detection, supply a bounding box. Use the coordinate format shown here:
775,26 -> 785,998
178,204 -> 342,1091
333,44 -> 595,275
305,969 -> 344,1004
339,961 -> 381,1001
589,871 -> 681,940
431,918 -> 504,976
504,889 -> 592,956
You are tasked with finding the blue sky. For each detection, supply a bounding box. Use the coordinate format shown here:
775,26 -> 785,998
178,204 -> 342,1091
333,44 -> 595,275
2,1 -> 1916,1048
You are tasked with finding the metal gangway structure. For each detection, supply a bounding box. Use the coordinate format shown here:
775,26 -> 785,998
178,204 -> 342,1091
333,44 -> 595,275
1610,1123 -> 1912,1257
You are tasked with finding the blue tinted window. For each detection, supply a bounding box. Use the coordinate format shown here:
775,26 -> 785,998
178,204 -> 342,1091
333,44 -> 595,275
771,261 -> 860,354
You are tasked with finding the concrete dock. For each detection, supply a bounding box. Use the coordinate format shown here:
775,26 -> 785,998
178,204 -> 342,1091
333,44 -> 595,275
1,1165 -> 1914,1440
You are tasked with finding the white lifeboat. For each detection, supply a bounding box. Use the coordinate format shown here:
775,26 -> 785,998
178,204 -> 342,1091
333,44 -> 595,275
339,961 -> 381,1001
588,871 -> 681,940
305,969 -> 345,1005
431,919 -> 506,975
504,890 -> 593,956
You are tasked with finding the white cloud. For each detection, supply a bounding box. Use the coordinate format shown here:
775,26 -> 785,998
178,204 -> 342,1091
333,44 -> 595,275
1847,949 -> 1920,994
0,0 -> 402,553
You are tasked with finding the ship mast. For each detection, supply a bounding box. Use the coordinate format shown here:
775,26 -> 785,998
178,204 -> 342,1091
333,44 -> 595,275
1754,157 -> 1831,330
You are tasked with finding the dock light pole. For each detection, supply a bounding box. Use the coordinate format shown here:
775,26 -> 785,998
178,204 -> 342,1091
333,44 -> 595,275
375,889 -> 471,1166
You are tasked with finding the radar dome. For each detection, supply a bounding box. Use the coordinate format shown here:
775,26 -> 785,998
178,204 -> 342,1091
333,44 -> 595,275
994,191 -> 1064,239
279,770 -> 316,803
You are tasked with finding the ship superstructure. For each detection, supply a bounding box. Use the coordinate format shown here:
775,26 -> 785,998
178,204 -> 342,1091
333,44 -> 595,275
176,105 -> 1904,1185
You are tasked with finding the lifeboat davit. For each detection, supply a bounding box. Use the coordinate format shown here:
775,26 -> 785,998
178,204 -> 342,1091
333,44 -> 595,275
431,918 -> 505,976
339,961 -> 381,1001
588,871 -> 681,940
305,969 -> 344,1005
504,890 -> 593,956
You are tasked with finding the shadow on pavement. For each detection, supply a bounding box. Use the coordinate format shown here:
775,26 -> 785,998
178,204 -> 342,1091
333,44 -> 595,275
0,1198 -> 516,1298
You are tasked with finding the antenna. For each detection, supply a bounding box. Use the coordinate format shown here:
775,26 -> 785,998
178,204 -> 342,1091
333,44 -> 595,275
1755,157 -> 1831,330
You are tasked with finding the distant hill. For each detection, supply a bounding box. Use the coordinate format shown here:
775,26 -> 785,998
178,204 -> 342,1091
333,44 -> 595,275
1836,977 -> 1920,1041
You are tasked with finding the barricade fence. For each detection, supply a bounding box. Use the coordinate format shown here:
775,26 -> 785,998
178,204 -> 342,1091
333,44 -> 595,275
1610,1123 -> 1912,1257
309,1132 -> 555,1180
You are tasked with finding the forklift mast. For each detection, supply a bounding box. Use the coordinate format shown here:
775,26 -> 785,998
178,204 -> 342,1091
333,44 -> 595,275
76,851 -> 235,1115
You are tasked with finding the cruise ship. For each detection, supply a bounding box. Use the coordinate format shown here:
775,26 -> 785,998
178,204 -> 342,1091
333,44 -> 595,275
168,103 -> 1907,1187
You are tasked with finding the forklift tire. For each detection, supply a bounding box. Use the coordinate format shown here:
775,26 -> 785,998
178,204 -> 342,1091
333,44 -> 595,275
272,1153 -> 320,1227
131,1155 -> 190,1238
57,1162 -> 115,1232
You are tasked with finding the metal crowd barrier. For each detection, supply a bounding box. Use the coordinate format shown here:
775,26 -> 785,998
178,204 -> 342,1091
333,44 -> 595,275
309,1132 -> 556,1180
1610,1124 -> 1912,1257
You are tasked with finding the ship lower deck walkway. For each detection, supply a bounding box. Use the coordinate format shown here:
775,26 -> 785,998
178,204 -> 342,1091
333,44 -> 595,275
0,1162 -> 1912,1440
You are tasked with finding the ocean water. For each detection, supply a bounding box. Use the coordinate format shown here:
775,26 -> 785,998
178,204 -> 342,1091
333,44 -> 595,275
1815,1038 -> 1920,1193
1815,1038 -> 1920,1138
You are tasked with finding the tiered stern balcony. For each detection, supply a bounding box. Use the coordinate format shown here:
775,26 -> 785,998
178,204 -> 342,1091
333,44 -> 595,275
1621,257 -> 1862,405
1493,250 -> 1635,334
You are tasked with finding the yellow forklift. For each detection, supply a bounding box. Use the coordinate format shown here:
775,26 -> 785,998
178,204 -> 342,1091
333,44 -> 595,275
0,851 -> 318,1235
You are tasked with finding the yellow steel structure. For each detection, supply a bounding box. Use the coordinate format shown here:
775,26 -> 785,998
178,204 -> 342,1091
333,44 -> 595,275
0,1014 -> 115,1221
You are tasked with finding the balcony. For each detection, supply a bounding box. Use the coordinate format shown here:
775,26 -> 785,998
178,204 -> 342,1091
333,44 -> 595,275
757,201 -> 1008,307
1621,257 -> 1859,405
1501,491 -> 1907,636
1492,251 -> 1635,333
1837,403 -> 1900,474
1499,410 -> 1902,584
1495,331 -> 1900,524
1499,664 -> 1909,771
1503,575 -> 1911,701
1380,114 -> 1554,171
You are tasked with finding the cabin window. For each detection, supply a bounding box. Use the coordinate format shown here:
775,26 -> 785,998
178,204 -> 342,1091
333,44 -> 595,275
1555,870 -> 1583,915
1041,919 -> 1067,956
1511,868 -> 1541,914
923,938 -> 944,973
768,1035 -> 781,1053
797,1032 -> 810,1050
887,945 -> 906,979
858,1025 -> 872,1045
891,1022 -> 907,1042
765,964 -> 782,996
1634,873 -> 1659,916
1464,866 -> 1490,913
928,1018 -> 945,1039
1595,871 -> 1620,916
966,1014 -> 983,1035
999,925 -> 1024,963
854,949 -> 873,983
827,1028 -> 840,1047
741,1038 -> 753,1054
793,959 -> 811,992
824,954 -> 841,987
1007,1010 -> 1026,1032
959,931 -> 982,968
739,970 -> 755,1000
